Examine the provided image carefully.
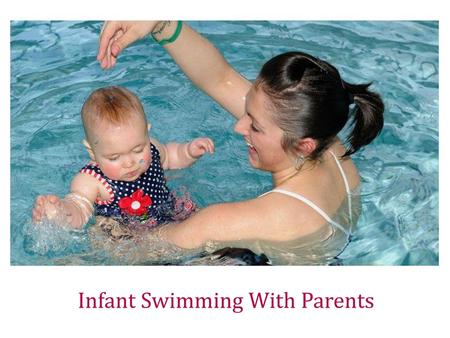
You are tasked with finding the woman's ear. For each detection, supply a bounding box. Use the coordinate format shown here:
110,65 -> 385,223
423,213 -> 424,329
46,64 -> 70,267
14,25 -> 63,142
147,122 -> 152,131
82,139 -> 96,161
296,137 -> 317,157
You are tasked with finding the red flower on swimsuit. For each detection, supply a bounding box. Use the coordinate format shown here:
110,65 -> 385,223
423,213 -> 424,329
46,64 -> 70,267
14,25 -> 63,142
118,189 -> 152,216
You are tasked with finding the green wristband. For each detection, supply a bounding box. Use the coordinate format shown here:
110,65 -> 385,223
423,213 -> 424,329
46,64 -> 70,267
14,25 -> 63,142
152,21 -> 183,46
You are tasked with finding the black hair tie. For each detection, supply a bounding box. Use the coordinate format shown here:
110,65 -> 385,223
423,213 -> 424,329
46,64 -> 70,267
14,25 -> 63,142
348,91 -> 355,105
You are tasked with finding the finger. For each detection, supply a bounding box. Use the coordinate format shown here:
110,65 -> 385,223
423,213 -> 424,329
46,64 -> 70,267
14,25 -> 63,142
48,195 -> 60,205
208,139 -> 215,153
97,21 -> 119,61
110,29 -> 139,58
204,139 -> 213,153
32,209 -> 42,222
35,196 -> 47,208
105,33 -> 117,69
106,39 -> 112,69
106,30 -> 122,67
100,33 -> 124,69
111,56 -> 117,68
201,142 -> 210,153
101,56 -> 109,69
110,29 -> 124,58
197,140 -> 211,153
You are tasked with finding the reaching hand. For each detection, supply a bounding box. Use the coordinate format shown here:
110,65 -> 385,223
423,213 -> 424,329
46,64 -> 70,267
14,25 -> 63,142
188,137 -> 215,158
32,195 -> 66,224
97,21 -> 158,69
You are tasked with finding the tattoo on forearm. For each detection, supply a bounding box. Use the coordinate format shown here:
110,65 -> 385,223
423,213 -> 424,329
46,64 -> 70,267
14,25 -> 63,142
152,21 -> 171,36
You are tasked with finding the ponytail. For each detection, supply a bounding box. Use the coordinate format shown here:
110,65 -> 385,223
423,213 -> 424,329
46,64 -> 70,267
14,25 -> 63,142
342,81 -> 384,157
256,52 -> 384,160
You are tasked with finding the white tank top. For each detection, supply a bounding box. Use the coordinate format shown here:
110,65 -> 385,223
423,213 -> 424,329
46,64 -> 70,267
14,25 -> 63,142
259,151 -> 353,237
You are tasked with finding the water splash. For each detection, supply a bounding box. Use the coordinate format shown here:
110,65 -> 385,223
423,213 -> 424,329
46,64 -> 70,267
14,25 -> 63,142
23,218 -> 90,258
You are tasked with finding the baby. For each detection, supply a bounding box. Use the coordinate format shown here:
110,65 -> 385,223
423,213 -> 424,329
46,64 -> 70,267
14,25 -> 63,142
32,86 -> 214,229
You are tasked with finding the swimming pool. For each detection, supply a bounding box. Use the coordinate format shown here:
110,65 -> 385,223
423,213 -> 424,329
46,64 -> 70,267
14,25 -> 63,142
10,21 -> 438,265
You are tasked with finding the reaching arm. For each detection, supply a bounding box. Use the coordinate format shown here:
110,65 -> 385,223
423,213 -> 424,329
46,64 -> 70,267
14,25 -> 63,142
32,173 -> 98,228
97,21 -> 252,119
151,137 -> 214,170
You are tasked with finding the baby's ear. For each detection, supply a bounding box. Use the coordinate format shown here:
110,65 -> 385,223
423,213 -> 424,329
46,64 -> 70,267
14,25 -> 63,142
147,122 -> 152,131
82,139 -> 96,161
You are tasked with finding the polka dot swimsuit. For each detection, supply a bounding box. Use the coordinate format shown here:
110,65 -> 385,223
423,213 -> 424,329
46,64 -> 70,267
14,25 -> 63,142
80,143 -> 174,226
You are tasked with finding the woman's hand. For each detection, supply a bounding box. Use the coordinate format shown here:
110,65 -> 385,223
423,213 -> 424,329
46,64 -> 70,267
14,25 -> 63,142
97,21 -> 158,69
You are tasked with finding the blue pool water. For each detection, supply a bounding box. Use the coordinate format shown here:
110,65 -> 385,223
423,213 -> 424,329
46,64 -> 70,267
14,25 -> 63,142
10,21 -> 438,265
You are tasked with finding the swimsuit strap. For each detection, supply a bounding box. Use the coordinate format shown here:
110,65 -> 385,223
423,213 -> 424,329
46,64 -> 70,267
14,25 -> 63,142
260,189 -> 350,237
328,150 -> 353,224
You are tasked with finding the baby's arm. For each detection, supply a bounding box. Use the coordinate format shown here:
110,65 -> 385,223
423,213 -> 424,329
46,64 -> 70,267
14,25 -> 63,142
151,137 -> 214,170
32,173 -> 99,228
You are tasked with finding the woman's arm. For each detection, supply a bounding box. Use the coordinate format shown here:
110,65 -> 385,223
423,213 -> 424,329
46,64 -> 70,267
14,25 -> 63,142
161,22 -> 251,119
159,194 -> 321,249
98,21 -> 252,119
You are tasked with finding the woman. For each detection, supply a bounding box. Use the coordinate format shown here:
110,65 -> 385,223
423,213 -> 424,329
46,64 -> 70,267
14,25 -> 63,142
97,21 -> 384,264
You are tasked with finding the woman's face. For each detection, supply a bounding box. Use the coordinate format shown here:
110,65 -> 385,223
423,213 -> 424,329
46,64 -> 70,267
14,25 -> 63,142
234,87 -> 293,173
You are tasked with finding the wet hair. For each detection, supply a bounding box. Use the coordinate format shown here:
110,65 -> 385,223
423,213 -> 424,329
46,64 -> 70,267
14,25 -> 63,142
81,86 -> 146,140
254,51 -> 384,160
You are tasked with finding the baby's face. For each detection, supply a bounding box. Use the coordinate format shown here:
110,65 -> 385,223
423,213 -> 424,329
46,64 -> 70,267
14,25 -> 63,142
90,117 -> 152,181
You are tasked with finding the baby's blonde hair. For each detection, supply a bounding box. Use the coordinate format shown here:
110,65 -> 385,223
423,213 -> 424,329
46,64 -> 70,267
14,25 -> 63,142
81,86 -> 146,140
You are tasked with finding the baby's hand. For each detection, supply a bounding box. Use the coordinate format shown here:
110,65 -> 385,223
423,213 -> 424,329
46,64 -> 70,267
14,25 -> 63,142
32,195 -> 66,224
188,137 -> 215,158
